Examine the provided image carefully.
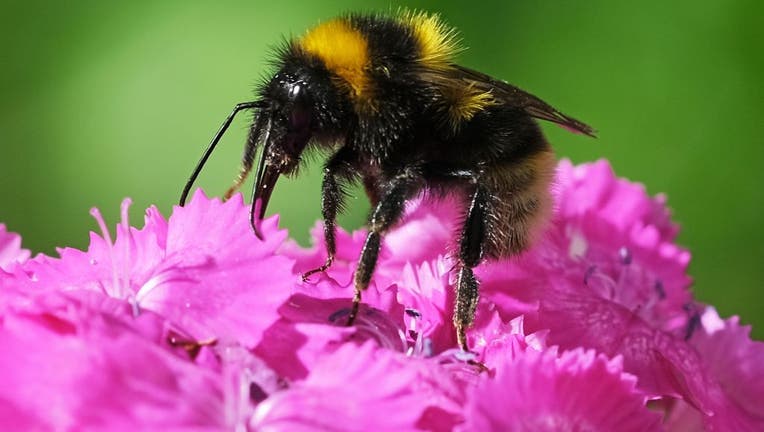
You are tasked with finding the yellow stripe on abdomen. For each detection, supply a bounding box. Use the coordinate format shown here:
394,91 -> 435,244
398,11 -> 460,70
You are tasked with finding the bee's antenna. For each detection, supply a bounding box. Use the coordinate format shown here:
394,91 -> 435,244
179,101 -> 262,206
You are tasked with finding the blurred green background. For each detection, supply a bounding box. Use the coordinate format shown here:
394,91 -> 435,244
1,0 -> 761,336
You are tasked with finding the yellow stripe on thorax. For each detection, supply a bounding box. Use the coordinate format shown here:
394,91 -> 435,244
299,19 -> 370,99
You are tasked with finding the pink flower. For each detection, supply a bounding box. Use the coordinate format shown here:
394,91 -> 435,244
460,348 -> 663,431
0,159 -> 760,430
0,224 -> 30,271
552,159 -> 692,330
17,190 -> 294,348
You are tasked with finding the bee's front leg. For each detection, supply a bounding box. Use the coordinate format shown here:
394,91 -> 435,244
302,146 -> 359,281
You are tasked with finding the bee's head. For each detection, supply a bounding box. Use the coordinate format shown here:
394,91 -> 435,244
259,71 -> 315,174
178,65 -> 343,240
247,71 -> 317,236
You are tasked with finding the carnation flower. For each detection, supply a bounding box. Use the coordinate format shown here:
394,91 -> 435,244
0,159 -> 760,430
16,191 -> 294,348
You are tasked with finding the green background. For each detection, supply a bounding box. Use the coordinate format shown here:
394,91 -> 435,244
1,1 -> 761,337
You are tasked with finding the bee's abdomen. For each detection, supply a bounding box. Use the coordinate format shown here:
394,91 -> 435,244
481,149 -> 555,259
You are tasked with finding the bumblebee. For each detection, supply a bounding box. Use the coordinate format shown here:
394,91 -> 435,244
180,11 -> 594,351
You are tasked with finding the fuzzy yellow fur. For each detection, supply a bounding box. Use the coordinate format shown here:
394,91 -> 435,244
400,12 -> 496,126
397,11 -> 461,70
299,19 -> 370,99
299,12 -> 496,124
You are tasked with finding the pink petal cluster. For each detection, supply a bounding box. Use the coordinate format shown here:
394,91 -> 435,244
0,160 -> 761,431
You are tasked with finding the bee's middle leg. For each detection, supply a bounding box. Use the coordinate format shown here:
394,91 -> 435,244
347,167 -> 423,325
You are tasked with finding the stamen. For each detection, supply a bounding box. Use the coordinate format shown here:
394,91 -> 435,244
583,265 -> 616,299
119,199 -> 133,304
135,271 -> 177,304
129,297 -> 140,318
116,199 -> 146,316
616,248 -> 631,294
89,207 -> 120,298
422,338 -> 433,357
682,303 -> 701,340
404,308 -> 422,318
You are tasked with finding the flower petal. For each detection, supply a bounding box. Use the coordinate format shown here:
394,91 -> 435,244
0,223 -> 31,271
0,291 -> 224,430
461,348 -> 662,431
20,191 -> 295,348
665,307 -> 764,431
251,342 -> 466,431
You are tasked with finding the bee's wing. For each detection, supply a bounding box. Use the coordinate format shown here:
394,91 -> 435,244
441,65 -> 596,137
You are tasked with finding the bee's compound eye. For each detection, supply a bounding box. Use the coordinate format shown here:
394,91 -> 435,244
289,103 -> 311,131
288,83 -> 302,99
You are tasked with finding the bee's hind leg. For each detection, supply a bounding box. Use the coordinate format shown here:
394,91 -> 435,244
454,185 -> 488,352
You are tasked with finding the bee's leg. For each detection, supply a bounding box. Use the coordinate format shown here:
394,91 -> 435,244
224,133 -> 256,200
347,167 -> 423,325
302,146 -> 358,281
362,175 -> 381,207
454,185 -> 488,352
